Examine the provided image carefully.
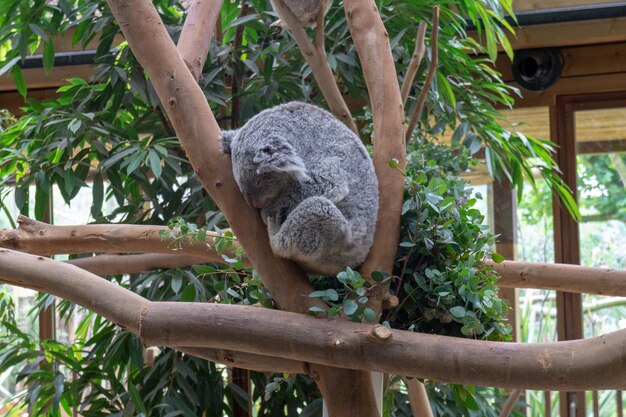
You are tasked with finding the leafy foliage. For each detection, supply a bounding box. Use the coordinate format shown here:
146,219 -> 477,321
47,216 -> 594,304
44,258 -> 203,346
387,139 -> 510,341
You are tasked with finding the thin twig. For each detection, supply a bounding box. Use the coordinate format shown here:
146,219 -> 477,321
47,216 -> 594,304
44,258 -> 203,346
498,389 -> 523,417
401,21 -> 427,106
405,6 -> 439,143
273,0 -> 358,134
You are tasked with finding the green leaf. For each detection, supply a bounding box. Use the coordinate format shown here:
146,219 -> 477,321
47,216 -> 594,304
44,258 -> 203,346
370,271 -> 389,283
148,149 -> 162,179
43,39 -> 55,72
91,174 -> 103,218
11,65 -> 26,97
491,252 -> 505,263
128,383 -> 147,414
363,308 -> 376,323
342,299 -> 358,316
450,306 -> 466,319
180,284 -> 196,302
171,276 -> 183,294
308,306 -> 325,315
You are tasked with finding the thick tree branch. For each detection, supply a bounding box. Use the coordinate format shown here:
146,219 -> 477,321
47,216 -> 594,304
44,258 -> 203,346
344,0 -> 406,314
2,248 -> 626,391
400,22 -> 427,107
177,0 -> 224,82
273,0 -> 358,134
139,303 -> 625,390
105,2 -> 374,416
406,7 -> 439,143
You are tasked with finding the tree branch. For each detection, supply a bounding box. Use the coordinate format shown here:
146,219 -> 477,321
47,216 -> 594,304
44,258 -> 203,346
66,253 -> 208,275
0,215 -> 245,265
405,7 -> 439,143
177,0 -> 224,82
491,260 -> 626,297
400,22 -> 427,107
273,0 -> 358,134
498,389 -> 523,417
2,248 -> 626,391
403,377 -> 434,417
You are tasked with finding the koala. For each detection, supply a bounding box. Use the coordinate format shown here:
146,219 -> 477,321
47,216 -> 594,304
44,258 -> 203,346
221,102 -> 378,276
270,0 -> 332,29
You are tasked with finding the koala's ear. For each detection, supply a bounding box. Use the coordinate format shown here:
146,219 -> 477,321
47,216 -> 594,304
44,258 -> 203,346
255,136 -> 311,182
220,130 -> 239,155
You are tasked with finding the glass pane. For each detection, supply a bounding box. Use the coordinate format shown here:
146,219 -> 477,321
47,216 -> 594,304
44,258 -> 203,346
507,107 -> 558,417
574,108 -> 626,341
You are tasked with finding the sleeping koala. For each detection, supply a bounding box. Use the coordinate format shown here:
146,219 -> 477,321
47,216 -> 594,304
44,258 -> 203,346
221,102 -> 378,276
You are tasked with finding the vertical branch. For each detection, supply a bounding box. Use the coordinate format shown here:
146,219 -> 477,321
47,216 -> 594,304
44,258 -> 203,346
177,0 -> 224,82
406,6 -> 439,143
344,0 -> 406,313
400,21 -> 427,106
273,0 -> 358,134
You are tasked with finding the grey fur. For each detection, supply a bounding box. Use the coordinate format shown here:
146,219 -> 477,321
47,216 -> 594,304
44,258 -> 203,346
270,0 -> 333,29
221,102 -> 378,275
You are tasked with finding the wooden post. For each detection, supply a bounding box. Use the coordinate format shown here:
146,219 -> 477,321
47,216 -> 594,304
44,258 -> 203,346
551,99 -> 584,417
493,177 -> 519,340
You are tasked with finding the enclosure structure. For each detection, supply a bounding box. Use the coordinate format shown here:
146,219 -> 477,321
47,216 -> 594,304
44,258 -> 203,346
0,1 -> 625,417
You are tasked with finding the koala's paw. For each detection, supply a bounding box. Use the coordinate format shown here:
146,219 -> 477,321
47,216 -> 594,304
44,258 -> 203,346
266,213 -> 282,236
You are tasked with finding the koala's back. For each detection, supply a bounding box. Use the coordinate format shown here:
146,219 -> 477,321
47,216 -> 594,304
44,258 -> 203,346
240,102 -> 379,273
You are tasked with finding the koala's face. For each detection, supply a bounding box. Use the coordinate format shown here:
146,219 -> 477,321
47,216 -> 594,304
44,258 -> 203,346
231,135 -> 309,209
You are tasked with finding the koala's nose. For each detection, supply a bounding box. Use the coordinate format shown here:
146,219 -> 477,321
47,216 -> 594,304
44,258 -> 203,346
244,193 -> 262,208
